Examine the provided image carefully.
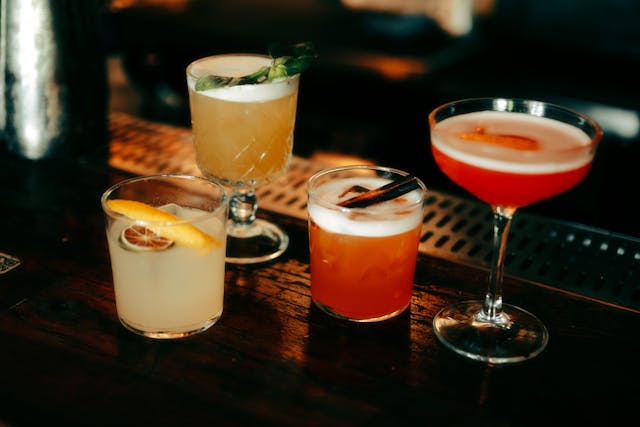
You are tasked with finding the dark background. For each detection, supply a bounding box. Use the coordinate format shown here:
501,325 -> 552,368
102,0 -> 640,237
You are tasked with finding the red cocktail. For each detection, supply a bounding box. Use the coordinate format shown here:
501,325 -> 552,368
431,109 -> 595,208
429,98 -> 601,364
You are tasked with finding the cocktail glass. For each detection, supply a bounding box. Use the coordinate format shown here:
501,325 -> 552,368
307,165 -> 426,322
186,53 -> 300,264
428,98 -> 602,364
101,174 -> 229,339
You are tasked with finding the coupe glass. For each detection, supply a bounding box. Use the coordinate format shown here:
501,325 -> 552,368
186,53 -> 300,264
428,98 -> 602,364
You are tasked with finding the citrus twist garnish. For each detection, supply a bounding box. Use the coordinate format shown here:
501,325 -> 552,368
195,41 -> 317,91
107,199 -> 220,249
459,127 -> 540,151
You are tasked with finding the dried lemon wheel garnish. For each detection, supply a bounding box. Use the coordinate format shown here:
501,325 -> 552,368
120,224 -> 174,252
107,199 -> 221,249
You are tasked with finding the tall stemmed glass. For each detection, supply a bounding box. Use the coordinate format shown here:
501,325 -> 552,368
186,48 -> 308,264
428,98 -> 602,364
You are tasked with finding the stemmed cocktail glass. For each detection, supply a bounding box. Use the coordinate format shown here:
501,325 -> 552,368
428,98 -> 602,364
186,45 -> 312,264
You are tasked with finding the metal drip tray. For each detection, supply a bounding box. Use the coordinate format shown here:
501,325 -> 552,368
418,193 -> 640,311
107,112 -> 640,312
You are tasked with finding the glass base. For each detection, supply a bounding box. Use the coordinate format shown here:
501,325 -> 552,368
225,218 -> 288,264
313,300 -> 410,323
119,313 -> 221,339
432,300 -> 548,365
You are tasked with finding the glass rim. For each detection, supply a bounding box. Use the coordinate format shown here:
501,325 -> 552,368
428,97 -> 603,150
101,173 -> 229,226
307,164 -> 427,212
186,53 -> 301,83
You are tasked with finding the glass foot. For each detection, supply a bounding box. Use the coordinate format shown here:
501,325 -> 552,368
432,300 -> 549,365
226,218 -> 288,264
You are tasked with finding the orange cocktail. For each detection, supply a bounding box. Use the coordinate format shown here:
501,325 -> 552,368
307,166 -> 426,322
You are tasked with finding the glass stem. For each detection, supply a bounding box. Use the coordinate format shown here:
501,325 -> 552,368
481,205 -> 516,322
229,189 -> 257,227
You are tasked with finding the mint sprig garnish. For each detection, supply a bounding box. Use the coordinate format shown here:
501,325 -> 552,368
194,41 -> 317,92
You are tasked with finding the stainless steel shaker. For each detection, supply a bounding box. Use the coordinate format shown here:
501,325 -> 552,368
0,0 -> 108,160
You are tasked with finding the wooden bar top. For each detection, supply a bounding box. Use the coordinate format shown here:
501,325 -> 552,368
0,116 -> 639,427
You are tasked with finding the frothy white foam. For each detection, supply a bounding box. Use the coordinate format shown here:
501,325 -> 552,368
432,111 -> 594,174
308,177 -> 424,237
187,54 -> 298,103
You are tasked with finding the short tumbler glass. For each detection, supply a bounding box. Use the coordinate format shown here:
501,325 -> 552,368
101,174 -> 229,339
307,165 -> 426,322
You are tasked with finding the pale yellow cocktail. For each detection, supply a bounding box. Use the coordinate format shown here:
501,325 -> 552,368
186,54 -> 300,188
101,174 -> 229,339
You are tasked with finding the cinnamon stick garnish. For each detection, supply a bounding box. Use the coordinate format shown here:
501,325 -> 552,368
337,175 -> 421,208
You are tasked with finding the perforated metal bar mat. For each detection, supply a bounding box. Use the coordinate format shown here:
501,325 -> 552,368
107,112 -> 640,312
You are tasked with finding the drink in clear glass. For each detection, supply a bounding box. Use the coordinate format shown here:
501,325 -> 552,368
307,166 -> 426,322
428,98 -> 601,364
187,54 -> 299,187
186,53 -> 301,264
102,174 -> 228,339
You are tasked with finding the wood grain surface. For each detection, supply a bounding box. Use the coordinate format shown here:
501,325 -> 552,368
0,123 -> 638,427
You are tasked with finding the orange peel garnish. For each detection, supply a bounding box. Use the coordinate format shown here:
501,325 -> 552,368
107,199 -> 221,249
459,128 -> 539,151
